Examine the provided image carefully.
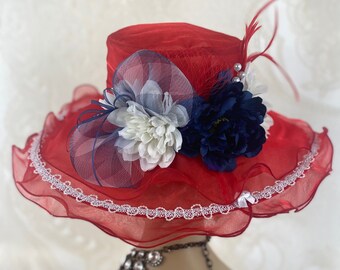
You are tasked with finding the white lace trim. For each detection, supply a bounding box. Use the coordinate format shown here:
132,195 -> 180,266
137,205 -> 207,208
28,133 -> 319,221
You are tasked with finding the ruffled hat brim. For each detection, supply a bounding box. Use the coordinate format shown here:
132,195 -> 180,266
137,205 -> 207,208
12,85 -> 333,248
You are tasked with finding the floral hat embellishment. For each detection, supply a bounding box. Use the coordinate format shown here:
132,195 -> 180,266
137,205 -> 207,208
69,50 -> 195,188
70,50 -> 268,188
180,71 -> 267,172
105,80 -> 190,172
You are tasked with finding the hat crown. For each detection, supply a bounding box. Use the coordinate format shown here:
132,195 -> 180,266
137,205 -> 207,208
106,23 -> 243,96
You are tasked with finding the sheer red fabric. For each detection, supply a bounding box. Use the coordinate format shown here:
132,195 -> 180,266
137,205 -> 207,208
12,85 -> 333,248
12,1 -> 333,248
106,23 -> 243,98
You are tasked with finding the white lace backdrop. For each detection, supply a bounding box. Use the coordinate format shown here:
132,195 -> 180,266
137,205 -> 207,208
1,0 -> 339,269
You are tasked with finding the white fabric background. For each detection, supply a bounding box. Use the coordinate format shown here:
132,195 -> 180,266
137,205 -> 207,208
1,0 -> 339,269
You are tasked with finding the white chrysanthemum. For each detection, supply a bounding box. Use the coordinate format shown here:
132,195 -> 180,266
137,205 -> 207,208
242,63 -> 274,138
107,80 -> 189,171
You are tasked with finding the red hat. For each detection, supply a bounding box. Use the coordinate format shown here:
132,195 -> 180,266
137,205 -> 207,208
106,22 -> 243,97
12,1 -> 333,248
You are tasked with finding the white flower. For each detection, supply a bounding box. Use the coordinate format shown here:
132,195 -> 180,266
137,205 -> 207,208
242,63 -> 274,138
261,113 -> 273,138
107,80 -> 189,171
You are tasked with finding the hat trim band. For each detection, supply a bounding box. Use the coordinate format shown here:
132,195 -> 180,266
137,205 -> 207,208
28,133 -> 319,221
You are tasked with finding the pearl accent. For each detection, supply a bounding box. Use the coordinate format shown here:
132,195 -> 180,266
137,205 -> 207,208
232,77 -> 241,82
238,71 -> 246,79
234,63 -> 242,72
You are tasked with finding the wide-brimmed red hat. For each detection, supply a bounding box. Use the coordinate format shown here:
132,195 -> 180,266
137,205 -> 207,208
12,1 -> 333,248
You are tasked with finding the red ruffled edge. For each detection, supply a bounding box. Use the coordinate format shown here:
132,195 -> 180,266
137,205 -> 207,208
12,85 -> 333,248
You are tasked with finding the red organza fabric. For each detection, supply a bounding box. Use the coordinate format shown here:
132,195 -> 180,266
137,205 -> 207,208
106,23 -> 243,98
13,85 -> 333,248
12,5 -> 333,247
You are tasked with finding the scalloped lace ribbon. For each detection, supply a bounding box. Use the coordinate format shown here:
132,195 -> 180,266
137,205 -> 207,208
28,133 -> 319,221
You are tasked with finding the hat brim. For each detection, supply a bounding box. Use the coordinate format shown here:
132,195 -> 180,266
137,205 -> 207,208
12,85 -> 333,248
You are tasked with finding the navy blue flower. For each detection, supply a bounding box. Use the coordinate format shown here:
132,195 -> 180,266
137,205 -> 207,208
180,81 -> 267,172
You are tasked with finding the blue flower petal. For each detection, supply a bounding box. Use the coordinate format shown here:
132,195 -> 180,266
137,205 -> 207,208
180,79 -> 267,172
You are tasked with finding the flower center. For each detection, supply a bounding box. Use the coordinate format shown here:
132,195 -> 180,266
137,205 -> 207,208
210,117 -> 229,133
213,117 -> 229,127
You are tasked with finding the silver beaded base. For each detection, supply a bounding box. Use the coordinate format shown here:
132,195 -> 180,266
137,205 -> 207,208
119,237 -> 212,270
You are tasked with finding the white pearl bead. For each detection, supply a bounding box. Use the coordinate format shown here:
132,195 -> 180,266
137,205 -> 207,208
238,71 -> 246,79
232,77 -> 241,82
234,63 -> 242,72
